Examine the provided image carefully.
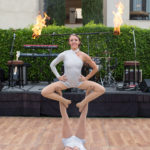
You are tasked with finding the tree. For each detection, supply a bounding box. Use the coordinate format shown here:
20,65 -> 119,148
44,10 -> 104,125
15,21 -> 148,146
44,0 -> 66,25
82,0 -> 103,25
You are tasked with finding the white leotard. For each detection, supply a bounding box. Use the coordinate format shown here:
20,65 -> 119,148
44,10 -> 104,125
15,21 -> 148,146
50,49 -> 83,88
62,135 -> 86,150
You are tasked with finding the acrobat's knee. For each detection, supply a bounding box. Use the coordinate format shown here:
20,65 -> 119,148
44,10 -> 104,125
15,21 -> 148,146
41,88 -> 47,97
41,86 -> 54,97
98,85 -> 105,94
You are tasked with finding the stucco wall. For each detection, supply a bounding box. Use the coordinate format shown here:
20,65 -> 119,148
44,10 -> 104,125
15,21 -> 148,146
0,0 -> 149,29
0,0 -> 40,29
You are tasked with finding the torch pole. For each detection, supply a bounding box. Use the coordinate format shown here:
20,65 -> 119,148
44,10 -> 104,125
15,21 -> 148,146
10,33 -> 16,60
87,35 -> 90,55
132,28 -> 137,87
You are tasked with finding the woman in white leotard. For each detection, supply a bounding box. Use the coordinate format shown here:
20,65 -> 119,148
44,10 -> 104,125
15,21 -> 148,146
50,47 -> 83,88
41,34 -> 105,150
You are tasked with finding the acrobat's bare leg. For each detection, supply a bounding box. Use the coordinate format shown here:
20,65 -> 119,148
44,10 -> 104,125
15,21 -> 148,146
75,87 -> 91,139
60,102 -> 73,138
41,81 -> 71,108
61,103 -> 73,149
77,81 -> 105,112
75,104 -> 88,139
55,87 -> 72,138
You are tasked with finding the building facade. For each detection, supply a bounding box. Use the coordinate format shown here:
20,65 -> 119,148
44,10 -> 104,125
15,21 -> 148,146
0,0 -> 149,29
104,0 -> 150,29
0,0 -> 44,29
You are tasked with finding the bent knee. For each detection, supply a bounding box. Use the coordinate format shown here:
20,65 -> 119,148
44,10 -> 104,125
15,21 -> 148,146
101,86 -> 105,94
41,88 -> 47,97
97,85 -> 105,94
41,87 -> 53,97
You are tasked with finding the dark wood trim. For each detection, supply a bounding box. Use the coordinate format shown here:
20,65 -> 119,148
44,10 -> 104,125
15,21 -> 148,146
142,0 -> 146,11
130,0 -> 133,11
130,11 -> 149,17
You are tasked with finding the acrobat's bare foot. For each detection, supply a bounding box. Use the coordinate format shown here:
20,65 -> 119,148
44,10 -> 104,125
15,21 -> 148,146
63,99 -> 71,108
55,87 -> 71,108
76,100 -> 87,112
64,146 -> 73,150
76,85 -> 94,112
73,146 -> 80,150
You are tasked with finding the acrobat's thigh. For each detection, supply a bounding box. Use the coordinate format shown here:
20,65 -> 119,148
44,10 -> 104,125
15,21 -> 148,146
41,81 -> 68,95
78,80 -> 105,92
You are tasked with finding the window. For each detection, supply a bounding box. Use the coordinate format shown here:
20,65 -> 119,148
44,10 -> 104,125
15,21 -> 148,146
147,0 -> 150,19
76,8 -> 82,19
130,0 -> 150,20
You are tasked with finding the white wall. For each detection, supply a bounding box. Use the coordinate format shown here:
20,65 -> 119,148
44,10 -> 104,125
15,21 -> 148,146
105,0 -> 150,29
0,0 -> 40,29
0,0 -> 149,29
126,20 -> 150,28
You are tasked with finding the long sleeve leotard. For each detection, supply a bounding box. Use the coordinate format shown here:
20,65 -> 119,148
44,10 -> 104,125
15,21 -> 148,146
50,49 -> 83,88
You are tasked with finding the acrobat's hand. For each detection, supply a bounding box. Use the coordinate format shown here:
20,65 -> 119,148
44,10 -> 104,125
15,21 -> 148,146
79,75 -> 87,81
58,75 -> 67,81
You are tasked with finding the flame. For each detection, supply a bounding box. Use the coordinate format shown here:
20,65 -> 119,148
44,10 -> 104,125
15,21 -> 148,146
113,2 -> 124,35
32,13 -> 50,39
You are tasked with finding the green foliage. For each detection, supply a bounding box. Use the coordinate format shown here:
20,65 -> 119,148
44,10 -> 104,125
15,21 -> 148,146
82,0 -> 103,25
0,24 -> 150,82
85,21 -> 105,27
44,0 -> 65,26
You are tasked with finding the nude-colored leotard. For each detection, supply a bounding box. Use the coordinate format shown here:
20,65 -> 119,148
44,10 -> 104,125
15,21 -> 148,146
50,49 -> 83,88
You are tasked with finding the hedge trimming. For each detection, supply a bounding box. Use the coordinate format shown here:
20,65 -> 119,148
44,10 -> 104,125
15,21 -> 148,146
0,24 -> 150,82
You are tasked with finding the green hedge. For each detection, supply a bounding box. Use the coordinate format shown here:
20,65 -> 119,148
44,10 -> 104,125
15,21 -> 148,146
45,0 -> 103,26
82,0 -> 103,25
0,24 -> 150,82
